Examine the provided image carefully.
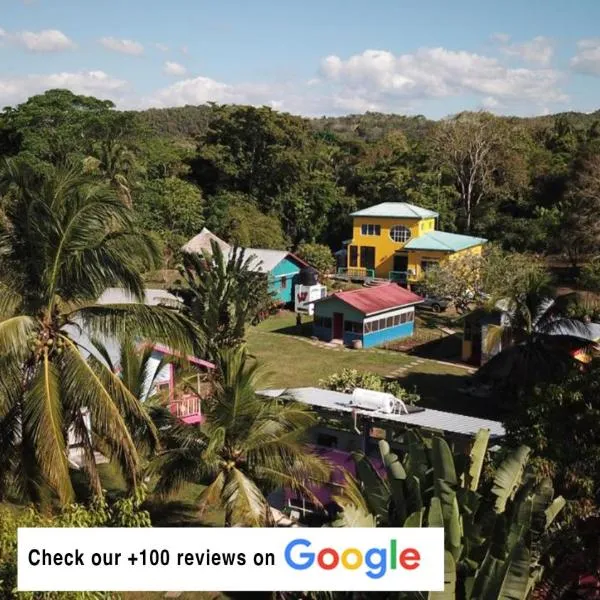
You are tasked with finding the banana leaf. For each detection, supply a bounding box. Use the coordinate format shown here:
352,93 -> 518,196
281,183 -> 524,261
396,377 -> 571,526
405,509 -> 424,527
496,545 -> 531,600
491,446 -> 531,513
428,496 -> 444,528
466,429 -> 490,491
352,451 -> 390,522
432,436 -> 458,485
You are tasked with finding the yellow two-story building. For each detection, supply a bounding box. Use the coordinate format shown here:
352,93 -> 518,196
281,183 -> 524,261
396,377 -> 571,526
345,202 -> 486,283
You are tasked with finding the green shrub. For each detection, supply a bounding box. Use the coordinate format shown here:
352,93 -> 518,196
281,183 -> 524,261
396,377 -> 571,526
296,243 -> 335,276
0,489 -> 150,599
318,368 -> 420,405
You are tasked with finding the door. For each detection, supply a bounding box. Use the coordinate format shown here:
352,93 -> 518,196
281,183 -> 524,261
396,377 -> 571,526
393,253 -> 408,272
333,312 -> 344,339
360,246 -> 376,271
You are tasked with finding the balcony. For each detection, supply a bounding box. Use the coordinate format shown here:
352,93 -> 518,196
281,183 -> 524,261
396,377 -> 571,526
169,393 -> 203,425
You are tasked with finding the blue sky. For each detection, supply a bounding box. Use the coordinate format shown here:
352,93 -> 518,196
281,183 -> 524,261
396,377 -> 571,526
2,0 -> 600,117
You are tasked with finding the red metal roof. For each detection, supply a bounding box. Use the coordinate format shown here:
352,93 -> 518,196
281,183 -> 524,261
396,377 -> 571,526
326,283 -> 423,315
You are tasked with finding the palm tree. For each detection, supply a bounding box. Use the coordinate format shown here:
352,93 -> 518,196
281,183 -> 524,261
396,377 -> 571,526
84,139 -> 140,208
150,348 -> 330,526
477,270 -> 593,390
0,159 -> 194,504
173,240 -> 273,361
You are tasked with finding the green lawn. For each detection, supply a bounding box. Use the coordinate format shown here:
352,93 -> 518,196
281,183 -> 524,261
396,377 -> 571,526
247,311 -> 484,415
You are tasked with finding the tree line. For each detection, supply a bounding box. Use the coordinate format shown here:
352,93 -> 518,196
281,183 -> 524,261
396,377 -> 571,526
1,90 -> 599,270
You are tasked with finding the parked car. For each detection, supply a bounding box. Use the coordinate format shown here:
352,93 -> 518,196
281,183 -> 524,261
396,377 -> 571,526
412,286 -> 450,313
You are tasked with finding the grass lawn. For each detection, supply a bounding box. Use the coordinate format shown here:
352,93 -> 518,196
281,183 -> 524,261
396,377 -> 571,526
247,311 -> 487,416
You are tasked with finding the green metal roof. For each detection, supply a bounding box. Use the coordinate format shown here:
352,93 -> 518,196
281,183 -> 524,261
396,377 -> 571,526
404,230 -> 487,252
351,202 -> 439,219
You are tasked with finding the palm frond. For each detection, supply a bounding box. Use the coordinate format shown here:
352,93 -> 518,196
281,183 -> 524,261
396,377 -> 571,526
74,303 -> 197,356
21,349 -> 73,503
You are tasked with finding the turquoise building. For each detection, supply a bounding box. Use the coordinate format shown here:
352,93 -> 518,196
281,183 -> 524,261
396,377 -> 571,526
244,248 -> 308,304
313,283 -> 423,348
182,229 -> 309,305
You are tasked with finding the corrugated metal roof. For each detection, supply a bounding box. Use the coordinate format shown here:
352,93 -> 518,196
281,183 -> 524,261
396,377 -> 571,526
351,202 -> 439,219
244,248 -> 292,273
244,248 -> 307,273
318,283 -> 423,316
259,387 -> 505,438
182,228 -> 231,255
404,231 -> 487,252
96,287 -> 181,306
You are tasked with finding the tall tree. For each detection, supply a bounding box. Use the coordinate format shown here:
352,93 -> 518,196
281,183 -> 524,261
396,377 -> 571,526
433,112 -> 505,231
0,89 -> 134,168
559,153 -> 600,268
505,360 -> 600,521
0,160 -> 193,504
150,348 -> 330,526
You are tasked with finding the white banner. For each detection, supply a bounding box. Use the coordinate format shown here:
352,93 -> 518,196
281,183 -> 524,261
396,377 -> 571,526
18,527 -> 444,592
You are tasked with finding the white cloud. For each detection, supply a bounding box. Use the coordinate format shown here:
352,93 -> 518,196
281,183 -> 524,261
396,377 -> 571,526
571,39 -> 600,75
501,36 -> 554,65
318,48 -> 566,111
481,96 -> 501,109
155,43 -> 169,52
147,76 -> 279,108
0,71 -> 127,106
100,37 -> 143,56
0,28 -> 75,52
491,32 -> 511,44
163,61 -> 187,76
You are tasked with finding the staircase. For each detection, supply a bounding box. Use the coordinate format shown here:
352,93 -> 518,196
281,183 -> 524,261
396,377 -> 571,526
363,277 -> 389,287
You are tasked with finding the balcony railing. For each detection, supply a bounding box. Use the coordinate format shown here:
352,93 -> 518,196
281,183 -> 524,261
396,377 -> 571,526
169,394 -> 201,420
336,267 -> 375,280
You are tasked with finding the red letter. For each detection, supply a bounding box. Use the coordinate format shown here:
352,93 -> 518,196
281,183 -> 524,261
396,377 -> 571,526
317,548 -> 339,570
399,548 -> 420,570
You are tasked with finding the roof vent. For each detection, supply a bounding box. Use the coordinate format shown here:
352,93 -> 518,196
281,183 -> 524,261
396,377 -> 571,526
350,388 -> 408,414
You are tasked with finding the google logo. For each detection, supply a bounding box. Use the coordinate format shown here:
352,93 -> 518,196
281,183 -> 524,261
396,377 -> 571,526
284,538 -> 421,580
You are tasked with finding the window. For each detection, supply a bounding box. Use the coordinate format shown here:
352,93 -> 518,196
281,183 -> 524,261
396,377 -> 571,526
280,276 -> 287,289
361,224 -> 381,236
393,315 -> 400,326
364,321 -> 372,334
464,321 -> 472,341
344,321 -> 363,334
421,260 -> 439,273
400,312 -> 407,324
386,316 -> 394,329
314,316 -> 332,329
349,246 -> 358,267
390,225 -> 411,243
317,433 -> 338,448
407,311 -> 414,322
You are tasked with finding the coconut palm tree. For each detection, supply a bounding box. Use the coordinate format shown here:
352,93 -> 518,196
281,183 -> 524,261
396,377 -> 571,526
84,139 -> 140,208
173,240 -> 273,361
150,348 -> 330,526
477,270 -> 594,390
0,159 -> 194,504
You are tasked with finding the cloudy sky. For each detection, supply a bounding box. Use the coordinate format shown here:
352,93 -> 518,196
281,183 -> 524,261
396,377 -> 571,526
2,0 -> 600,117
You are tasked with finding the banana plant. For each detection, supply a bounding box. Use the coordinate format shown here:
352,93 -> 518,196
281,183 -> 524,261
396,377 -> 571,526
333,429 -> 565,600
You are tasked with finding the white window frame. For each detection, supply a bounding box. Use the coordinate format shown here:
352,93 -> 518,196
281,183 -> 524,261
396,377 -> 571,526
361,223 -> 381,236
389,225 -> 411,243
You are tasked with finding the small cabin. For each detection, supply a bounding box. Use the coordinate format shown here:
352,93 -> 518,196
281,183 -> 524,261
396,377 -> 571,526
312,283 -> 423,348
182,229 -> 310,305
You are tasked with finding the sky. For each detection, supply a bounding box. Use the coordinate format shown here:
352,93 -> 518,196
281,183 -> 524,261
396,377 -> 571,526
1,0 -> 600,118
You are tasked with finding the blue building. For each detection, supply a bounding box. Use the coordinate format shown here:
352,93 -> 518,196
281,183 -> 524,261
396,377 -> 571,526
244,248 -> 308,304
182,229 -> 308,305
313,283 -> 423,348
